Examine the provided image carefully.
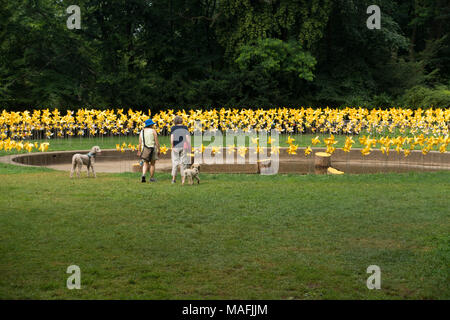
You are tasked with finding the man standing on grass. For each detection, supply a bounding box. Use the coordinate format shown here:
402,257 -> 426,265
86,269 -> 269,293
170,116 -> 190,184
137,119 -> 160,183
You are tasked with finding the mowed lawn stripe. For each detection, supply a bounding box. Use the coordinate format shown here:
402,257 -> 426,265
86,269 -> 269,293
0,166 -> 449,299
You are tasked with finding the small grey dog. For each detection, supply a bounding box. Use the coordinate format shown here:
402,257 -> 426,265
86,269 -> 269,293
70,146 -> 101,178
183,163 -> 200,185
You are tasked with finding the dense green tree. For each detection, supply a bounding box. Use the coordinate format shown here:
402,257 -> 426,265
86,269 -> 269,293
215,0 -> 332,58
0,0 -> 448,109
0,0 -> 97,108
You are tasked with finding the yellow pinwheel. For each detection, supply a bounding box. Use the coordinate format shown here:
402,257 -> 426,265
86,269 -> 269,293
311,136 -> 320,145
305,146 -> 312,156
211,146 -> 221,155
227,144 -> 236,154
270,145 -> 280,155
404,149 -> 411,157
361,145 -> 372,156
160,145 -> 168,154
39,142 -> 49,152
287,144 -> 298,155
237,146 -> 248,158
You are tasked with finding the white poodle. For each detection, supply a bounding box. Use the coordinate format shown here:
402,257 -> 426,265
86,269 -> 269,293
70,146 -> 101,178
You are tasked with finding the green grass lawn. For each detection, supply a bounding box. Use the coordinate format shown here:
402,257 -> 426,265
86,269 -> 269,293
0,163 -> 449,299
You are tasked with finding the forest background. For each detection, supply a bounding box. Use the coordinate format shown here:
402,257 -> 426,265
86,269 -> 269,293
1,0 -> 449,111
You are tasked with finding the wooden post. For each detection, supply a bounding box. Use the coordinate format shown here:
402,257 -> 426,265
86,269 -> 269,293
314,166 -> 328,175
314,152 -> 331,168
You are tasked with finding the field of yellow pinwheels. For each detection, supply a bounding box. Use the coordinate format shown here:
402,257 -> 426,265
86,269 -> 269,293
2,107 -> 449,136
0,108 -> 449,157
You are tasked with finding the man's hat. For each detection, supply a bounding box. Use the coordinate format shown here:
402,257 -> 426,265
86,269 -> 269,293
144,119 -> 156,127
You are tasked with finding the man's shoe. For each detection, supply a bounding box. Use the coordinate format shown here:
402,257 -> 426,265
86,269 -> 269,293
141,176 -> 146,183
150,178 -> 156,182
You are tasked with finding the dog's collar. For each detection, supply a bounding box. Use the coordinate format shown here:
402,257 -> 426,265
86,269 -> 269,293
87,152 -> 96,158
